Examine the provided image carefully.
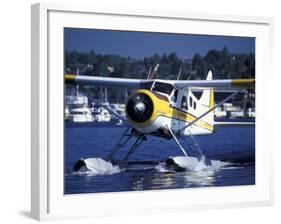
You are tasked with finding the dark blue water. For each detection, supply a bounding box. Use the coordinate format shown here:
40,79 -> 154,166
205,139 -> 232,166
64,123 -> 255,194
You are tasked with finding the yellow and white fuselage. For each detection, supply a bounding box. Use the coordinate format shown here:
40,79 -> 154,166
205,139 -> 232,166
125,73 -> 215,138
126,89 -> 214,137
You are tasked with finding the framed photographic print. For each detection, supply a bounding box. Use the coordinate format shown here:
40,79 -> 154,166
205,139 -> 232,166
31,2 -> 274,221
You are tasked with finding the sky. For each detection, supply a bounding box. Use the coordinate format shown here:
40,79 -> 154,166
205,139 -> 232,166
64,28 -> 255,59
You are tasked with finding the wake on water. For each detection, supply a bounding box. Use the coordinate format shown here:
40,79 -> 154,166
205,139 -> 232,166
155,156 -> 231,173
73,158 -> 121,176
73,156 -> 233,176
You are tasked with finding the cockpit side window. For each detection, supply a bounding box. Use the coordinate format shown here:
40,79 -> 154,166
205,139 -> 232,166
181,96 -> 188,110
173,89 -> 178,102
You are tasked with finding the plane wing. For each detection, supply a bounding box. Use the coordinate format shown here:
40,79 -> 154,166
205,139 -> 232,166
65,73 -> 255,90
65,74 -> 143,87
171,79 -> 255,89
172,70 -> 254,90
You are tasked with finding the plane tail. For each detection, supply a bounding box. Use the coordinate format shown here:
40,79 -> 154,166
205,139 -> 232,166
199,71 -> 214,127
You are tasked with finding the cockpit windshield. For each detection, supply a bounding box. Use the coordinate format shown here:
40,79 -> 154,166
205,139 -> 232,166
139,81 -> 154,90
152,82 -> 174,95
139,81 -> 174,96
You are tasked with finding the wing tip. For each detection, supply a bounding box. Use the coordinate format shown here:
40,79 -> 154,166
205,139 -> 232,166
231,79 -> 255,87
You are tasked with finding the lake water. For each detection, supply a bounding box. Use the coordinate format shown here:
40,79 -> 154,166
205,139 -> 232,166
64,123 -> 255,194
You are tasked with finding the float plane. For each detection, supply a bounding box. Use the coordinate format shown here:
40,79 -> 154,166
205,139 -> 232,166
65,65 -> 255,172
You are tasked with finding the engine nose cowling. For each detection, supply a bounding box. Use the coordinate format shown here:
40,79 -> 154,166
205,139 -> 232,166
126,92 -> 154,123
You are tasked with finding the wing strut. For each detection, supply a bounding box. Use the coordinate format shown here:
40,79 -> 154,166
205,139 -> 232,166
179,89 -> 246,133
166,125 -> 188,157
107,127 -> 147,162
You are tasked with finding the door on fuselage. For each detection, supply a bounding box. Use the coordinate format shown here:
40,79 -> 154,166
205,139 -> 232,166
171,89 -> 189,133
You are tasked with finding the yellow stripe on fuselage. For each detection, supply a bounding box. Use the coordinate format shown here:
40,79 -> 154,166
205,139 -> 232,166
126,89 -> 214,132
209,89 -> 214,108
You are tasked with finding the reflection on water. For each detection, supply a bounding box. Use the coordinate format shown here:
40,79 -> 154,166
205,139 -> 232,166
145,170 -> 216,190
65,159 -> 253,194
183,170 -> 215,187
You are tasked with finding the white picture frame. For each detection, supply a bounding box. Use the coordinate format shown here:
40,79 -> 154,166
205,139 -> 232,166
31,2 -> 274,221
